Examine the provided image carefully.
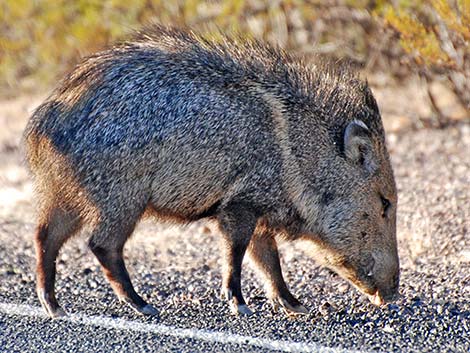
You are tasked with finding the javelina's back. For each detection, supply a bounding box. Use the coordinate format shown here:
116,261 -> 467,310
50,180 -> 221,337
24,25 -> 397,318
26,28 -> 278,220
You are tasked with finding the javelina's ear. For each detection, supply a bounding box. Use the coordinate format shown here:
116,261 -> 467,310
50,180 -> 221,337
344,120 -> 376,173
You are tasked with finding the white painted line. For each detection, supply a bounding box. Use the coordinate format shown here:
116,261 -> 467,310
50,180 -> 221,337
0,302 -> 363,353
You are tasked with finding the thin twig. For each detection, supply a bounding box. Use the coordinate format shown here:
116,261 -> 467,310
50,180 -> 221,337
422,72 -> 448,128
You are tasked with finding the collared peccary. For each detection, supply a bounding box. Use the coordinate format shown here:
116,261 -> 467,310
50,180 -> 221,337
24,25 -> 399,319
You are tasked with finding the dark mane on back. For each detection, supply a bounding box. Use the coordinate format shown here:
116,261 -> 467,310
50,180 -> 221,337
126,24 -> 379,120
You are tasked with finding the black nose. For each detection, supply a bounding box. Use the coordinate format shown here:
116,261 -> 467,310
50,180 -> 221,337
380,275 -> 400,303
378,270 -> 400,303
382,291 -> 400,303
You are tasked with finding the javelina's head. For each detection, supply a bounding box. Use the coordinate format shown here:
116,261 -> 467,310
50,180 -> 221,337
306,119 -> 399,306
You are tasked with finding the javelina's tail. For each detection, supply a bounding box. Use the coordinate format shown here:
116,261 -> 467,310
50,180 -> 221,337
23,100 -> 62,173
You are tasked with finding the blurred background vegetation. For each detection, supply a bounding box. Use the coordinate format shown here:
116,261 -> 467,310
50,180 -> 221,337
0,0 -> 469,125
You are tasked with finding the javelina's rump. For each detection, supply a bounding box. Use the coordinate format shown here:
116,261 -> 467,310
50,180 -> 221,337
24,25 -> 399,318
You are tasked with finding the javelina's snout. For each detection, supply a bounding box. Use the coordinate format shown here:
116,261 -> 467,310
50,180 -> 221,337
364,252 -> 400,306
375,268 -> 400,305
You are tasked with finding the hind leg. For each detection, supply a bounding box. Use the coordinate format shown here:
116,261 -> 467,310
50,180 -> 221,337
248,230 -> 307,315
88,214 -> 157,316
35,207 -> 82,318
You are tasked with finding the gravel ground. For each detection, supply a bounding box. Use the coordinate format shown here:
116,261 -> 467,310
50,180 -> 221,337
0,94 -> 469,352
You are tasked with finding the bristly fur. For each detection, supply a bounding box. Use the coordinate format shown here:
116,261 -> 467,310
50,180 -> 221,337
24,24 -> 399,318
131,24 -> 379,121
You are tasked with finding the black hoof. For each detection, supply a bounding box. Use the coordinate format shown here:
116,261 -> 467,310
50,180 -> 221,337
271,296 -> 308,315
37,289 -> 67,319
121,297 -> 159,316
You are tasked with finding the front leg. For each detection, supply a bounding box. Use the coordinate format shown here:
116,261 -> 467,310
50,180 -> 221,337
218,202 -> 259,316
248,229 -> 308,315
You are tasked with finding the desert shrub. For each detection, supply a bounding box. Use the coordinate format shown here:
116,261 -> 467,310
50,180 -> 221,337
0,0 -> 394,93
382,0 -> 470,124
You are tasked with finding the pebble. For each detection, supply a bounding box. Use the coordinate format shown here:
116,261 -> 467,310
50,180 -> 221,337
337,283 -> 349,293
319,301 -> 335,316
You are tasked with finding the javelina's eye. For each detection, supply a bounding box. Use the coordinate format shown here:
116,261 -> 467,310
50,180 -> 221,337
380,196 -> 391,218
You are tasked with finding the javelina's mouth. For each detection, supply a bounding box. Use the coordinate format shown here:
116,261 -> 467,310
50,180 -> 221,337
367,291 -> 385,306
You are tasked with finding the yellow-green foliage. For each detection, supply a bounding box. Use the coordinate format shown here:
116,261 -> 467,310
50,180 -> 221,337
0,0 -> 153,88
433,0 -> 470,40
2,0 -> 375,91
383,0 -> 469,108
383,0 -> 470,67
384,7 -> 448,65
0,0 -> 468,98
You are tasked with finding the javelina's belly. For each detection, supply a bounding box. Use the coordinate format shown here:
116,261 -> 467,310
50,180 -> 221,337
146,141 -> 245,220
